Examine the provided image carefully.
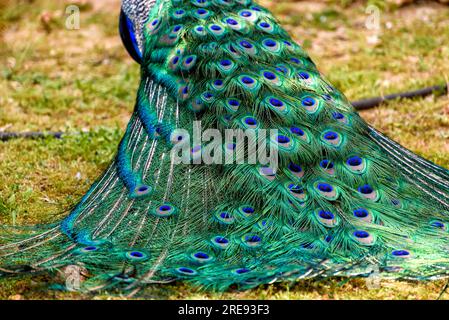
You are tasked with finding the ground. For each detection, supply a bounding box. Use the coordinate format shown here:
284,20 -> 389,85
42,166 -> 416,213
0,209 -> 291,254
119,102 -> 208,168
1,0 -> 449,300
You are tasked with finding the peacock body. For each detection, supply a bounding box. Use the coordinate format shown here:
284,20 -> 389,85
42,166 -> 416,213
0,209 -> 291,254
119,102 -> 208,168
2,0 -> 449,294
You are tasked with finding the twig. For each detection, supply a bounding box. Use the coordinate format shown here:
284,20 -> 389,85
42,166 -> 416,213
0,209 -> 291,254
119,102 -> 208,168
351,84 -> 448,110
438,279 -> 449,300
1,84 -> 448,141
0,131 -> 64,141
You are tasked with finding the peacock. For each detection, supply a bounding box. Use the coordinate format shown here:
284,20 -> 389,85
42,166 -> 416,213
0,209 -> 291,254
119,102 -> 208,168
2,0 -> 449,295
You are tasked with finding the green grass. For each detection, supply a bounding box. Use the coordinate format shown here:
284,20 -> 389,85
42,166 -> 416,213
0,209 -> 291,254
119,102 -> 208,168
1,0 -> 449,300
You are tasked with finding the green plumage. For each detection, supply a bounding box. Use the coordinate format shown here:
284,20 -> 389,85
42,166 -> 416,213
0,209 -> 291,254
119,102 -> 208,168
2,0 -> 449,294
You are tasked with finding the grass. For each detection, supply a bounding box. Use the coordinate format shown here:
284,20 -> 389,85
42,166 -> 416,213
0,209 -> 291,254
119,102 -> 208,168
1,0 -> 449,300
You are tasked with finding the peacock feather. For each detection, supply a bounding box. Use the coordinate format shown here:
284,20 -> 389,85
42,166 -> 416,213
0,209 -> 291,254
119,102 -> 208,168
2,0 -> 449,294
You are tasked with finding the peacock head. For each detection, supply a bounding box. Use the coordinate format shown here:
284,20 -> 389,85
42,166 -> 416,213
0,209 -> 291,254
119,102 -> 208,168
120,0 -> 158,63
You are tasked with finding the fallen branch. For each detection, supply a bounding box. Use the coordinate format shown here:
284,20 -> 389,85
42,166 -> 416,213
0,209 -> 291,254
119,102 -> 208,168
351,84 -> 448,110
1,84 -> 448,141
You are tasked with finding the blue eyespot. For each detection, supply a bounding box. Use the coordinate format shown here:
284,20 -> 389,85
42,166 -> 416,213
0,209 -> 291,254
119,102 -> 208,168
228,99 -> 240,107
245,235 -> 261,243
276,135 -> 290,144
242,206 -> 255,214
320,160 -> 334,169
210,24 -> 222,31
240,10 -> 252,17
302,97 -> 316,107
392,250 -> 410,257
260,22 -> 270,28
236,268 -> 250,274
240,40 -> 253,48
152,203 -> 178,218
298,72 -> 310,80
263,71 -> 276,80
358,185 -> 374,194
354,230 -> 370,239
333,112 -> 345,120
241,76 -> 255,84
134,184 -> 152,197
318,183 -> 333,193
138,186 -> 149,193
269,98 -> 284,107
288,184 -> 304,194
130,251 -> 144,258
432,221 -> 445,228
177,267 -> 197,275
197,9 -> 207,14
125,250 -> 149,261
220,59 -> 232,66
194,252 -> 209,260
214,237 -> 229,244
290,127 -> 304,136
221,212 -> 231,219
276,66 -> 288,74
215,211 -> 235,225
288,163 -> 302,173
245,117 -> 257,126
354,208 -> 369,218
241,234 -> 263,248
319,210 -> 334,220
212,236 -> 230,249
263,39 -> 277,47
314,181 -> 338,200
324,132 -> 338,141
226,18 -> 238,25
347,156 -> 363,166
203,92 -> 213,99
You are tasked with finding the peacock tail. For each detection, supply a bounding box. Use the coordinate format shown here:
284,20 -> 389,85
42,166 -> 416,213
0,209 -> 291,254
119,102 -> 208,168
2,0 -> 449,294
